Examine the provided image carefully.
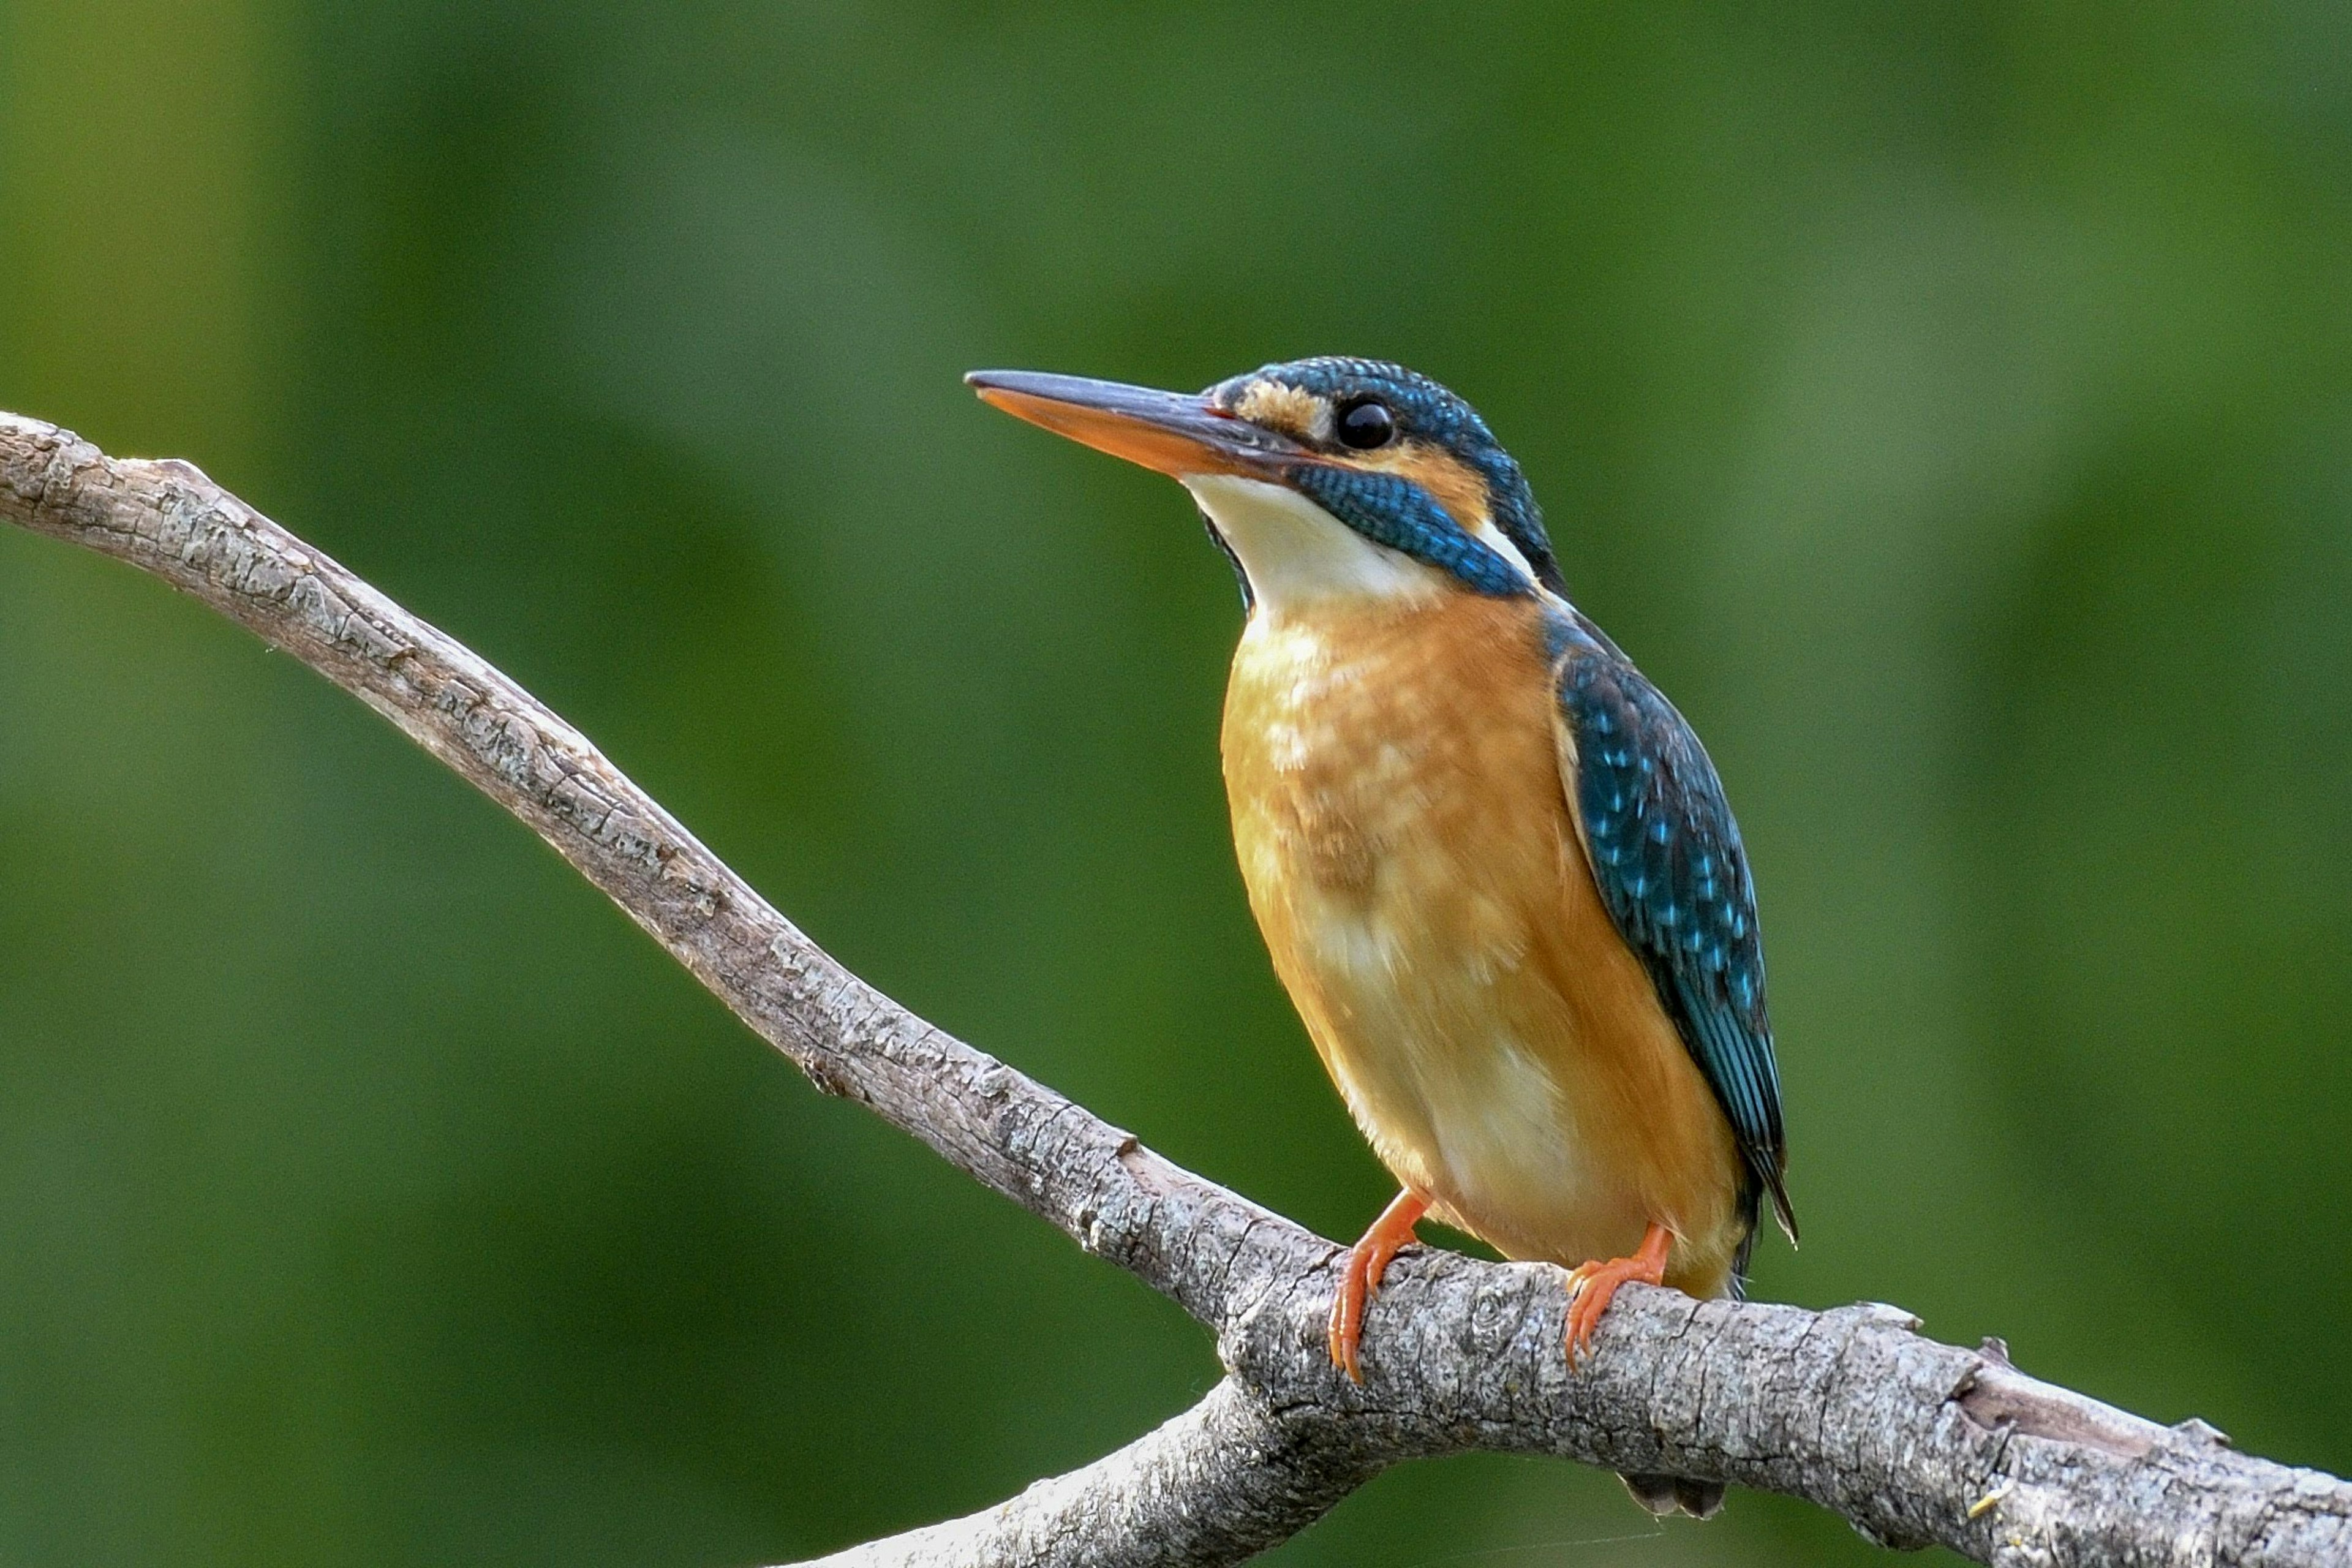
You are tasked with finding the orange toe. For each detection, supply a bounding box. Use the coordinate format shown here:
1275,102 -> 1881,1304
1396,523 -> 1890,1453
1328,1189 -> 1430,1381
1564,1222 -> 1674,1362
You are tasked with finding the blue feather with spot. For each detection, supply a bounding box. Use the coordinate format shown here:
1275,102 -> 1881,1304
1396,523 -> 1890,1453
1548,611 -> 1795,1261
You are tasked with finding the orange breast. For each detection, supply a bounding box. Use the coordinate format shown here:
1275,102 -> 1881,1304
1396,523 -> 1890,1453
1221,594 -> 1744,1295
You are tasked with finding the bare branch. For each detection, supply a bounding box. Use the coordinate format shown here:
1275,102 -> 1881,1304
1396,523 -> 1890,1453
3,410 -> 2344,1567
800,1381 -> 1378,1568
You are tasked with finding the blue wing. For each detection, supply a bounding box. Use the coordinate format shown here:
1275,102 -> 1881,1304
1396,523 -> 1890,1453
1549,612 -> 1795,1251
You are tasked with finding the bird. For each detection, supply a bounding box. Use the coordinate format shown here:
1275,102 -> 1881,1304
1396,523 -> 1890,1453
968,358 -> 1794,1518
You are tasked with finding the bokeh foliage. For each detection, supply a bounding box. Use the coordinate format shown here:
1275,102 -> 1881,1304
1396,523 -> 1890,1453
2,2 -> 2348,1562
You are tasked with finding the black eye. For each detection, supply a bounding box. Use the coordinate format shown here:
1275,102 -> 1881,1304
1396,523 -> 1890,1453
1336,398 -> 1395,450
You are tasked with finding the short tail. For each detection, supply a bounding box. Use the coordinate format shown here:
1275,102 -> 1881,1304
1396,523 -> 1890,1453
1618,1472 -> 1725,1518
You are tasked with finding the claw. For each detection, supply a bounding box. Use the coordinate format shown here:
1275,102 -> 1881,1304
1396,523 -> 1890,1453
1328,1189 -> 1430,1381
1564,1222 -> 1674,1362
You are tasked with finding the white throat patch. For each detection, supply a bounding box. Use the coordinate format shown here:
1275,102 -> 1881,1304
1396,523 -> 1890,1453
1183,473 -> 1446,614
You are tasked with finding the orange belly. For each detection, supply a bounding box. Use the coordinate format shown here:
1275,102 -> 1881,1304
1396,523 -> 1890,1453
1221,594 -> 1745,1295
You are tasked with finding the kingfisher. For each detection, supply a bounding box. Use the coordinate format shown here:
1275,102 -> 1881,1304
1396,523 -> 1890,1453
968,358 -> 1794,1517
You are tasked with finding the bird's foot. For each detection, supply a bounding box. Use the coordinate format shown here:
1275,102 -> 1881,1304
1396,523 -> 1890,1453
1328,1189 -> 1430,1382
1564,1222 -> 1674,1362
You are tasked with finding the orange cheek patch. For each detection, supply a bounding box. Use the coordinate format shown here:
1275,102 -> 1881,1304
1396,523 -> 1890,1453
1359,442 -> 1493,532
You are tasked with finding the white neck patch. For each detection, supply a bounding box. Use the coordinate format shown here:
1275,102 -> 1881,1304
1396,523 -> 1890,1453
1470,518 -> 1537,584
1183,473 -> 1447,614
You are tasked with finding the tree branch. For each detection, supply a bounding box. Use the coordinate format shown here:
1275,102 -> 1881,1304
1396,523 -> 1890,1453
801,1380 -> 1379,1568
2,410 -> 2343,1567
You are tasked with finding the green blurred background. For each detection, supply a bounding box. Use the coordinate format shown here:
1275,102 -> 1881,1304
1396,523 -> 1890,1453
2,2 -> 2348,1562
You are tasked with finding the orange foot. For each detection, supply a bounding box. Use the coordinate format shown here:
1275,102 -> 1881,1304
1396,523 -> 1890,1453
1564,1221 -> 1675,1362
1329,1189 -> 1430,1382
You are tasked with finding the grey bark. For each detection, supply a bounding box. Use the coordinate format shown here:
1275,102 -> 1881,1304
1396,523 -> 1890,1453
1,411 -> 2343,1567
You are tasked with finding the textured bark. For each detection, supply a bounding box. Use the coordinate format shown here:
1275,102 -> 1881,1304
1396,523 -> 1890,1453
800,1381 -> 1381,1568
2,410 -> 2344,1567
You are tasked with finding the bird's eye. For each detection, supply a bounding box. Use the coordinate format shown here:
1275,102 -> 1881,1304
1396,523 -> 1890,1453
1336,398 -> 1395,450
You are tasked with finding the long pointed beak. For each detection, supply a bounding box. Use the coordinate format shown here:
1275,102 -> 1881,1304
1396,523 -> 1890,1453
965,369 -> 1304,478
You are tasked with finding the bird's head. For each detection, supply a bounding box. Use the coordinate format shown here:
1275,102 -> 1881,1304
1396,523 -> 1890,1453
968,357 -> 1563,612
